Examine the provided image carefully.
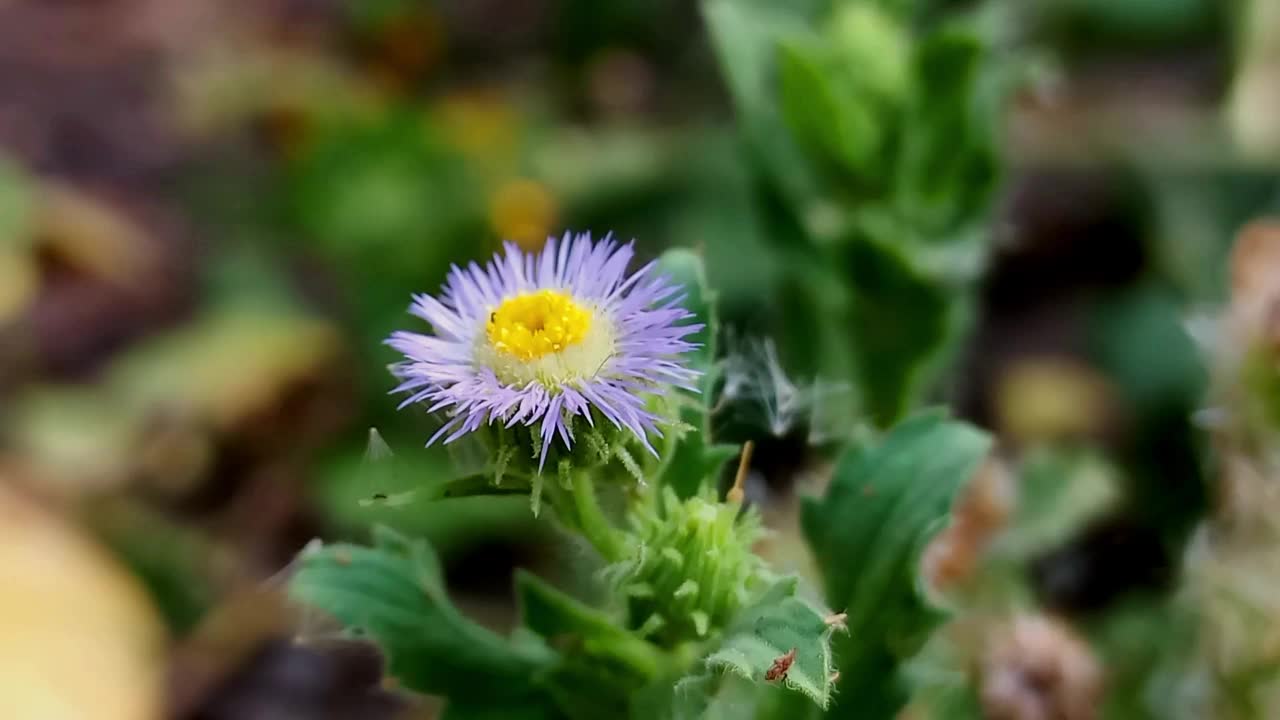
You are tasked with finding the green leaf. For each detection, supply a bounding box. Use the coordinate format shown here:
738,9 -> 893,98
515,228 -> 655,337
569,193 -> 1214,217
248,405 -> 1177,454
517,571 -> 671,719
777,3 -> 914,183
894,24 -> 998,233
840,238 -> 969,426
1002,447 -> 1121,557
517,570 -> 662,680
441,695 -> 564,720
801,411 -> 992,717
658,248 -> 716,377
655,248 -> 739,498
704,578 -> 837,709
637,671 -> 774,720
1087,283 -> 1208,540
1089,284 -> 1207,415
703,0 -> 826,226
695,673 -> 786,720
634,579 -> 834,718
825,3 -> 912,105
778,38 -> 883,180
753,683 -> 825,720
289,527 -> 556,701
315,442 -> 546,558
666,672 -> 720,720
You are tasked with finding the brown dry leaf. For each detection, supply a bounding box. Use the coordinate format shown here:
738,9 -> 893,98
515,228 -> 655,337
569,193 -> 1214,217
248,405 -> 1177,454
1230,220 -> 1280,345
920,456 -> 1015,599
8,307 -> 342,497
35,185 -> 154,288
0,481 -> 166,720
167,588 -> 292,715
981,615 -> 1103,720
1230,220 -> 1280,307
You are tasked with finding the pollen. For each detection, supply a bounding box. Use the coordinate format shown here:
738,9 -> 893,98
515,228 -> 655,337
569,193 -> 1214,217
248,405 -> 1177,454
487,289 -> 593,361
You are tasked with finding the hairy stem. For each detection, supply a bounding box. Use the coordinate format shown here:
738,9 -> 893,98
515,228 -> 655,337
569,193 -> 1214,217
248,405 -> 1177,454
571,470 -> 625,562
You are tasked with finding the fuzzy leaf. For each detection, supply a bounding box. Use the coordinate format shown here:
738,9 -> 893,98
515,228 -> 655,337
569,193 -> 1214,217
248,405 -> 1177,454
801,411 -> 992,717
667,672 -> 719,720
704,578 -> 836,708
655,248 -> 739,498
682,673 -> 781,720
289,527 -> 556,702
635,671 -> 769,720
516,570 -> 662,702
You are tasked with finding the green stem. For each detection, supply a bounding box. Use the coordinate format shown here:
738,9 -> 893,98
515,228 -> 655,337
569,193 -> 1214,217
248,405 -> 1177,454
571,470 -> 625,562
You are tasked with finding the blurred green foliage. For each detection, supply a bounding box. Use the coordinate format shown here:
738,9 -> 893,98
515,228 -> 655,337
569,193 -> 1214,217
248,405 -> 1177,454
705,0 -> 1011,425
3,0 -> 1280,717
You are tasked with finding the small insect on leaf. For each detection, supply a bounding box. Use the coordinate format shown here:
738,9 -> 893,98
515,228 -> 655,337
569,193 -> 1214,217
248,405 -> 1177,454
357,490 -> 419,508
765,647 -> 798,682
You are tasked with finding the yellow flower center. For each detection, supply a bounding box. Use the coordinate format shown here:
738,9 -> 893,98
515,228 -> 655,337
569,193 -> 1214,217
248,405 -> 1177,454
486,289 -> 592,361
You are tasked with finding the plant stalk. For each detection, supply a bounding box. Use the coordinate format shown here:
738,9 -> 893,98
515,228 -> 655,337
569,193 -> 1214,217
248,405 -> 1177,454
571,470 -> 625,562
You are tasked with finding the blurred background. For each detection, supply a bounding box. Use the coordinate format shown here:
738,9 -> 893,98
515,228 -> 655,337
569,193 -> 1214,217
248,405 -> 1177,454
0,0 -> 1276,718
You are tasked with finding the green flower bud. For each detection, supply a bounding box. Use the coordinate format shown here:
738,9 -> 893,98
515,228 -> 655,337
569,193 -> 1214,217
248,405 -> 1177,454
481,413 -> 652,516
607,487 -> 768,646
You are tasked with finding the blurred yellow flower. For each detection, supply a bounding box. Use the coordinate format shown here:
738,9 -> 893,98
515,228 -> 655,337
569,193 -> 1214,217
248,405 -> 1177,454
436,93 -> 520,169
488,178 -> 557,250
994,357 -> 1112,445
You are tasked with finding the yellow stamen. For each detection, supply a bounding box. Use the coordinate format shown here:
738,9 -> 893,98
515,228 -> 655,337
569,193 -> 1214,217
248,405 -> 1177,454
487,289 -> 592,361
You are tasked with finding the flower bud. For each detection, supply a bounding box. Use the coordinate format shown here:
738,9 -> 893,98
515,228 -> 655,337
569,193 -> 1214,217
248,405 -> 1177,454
607,487 -> 767,645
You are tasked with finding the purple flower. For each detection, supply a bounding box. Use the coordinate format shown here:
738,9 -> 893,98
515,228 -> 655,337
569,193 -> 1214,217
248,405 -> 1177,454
387,232 -> 702,468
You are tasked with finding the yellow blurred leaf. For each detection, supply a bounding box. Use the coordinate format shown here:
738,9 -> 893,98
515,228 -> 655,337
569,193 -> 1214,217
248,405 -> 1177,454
0,481 -> 165,720
108,308 -> 343,432
0,249 -> 38,324
35,185 -> 153,288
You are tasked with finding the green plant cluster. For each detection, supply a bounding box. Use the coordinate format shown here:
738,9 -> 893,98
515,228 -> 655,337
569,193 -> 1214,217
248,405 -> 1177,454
288,245 -> 1003,718
704,0 -> 1014,426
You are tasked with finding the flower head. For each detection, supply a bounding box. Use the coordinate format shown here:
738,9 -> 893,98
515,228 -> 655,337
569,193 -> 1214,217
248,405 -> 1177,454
388,232 -> 701,467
